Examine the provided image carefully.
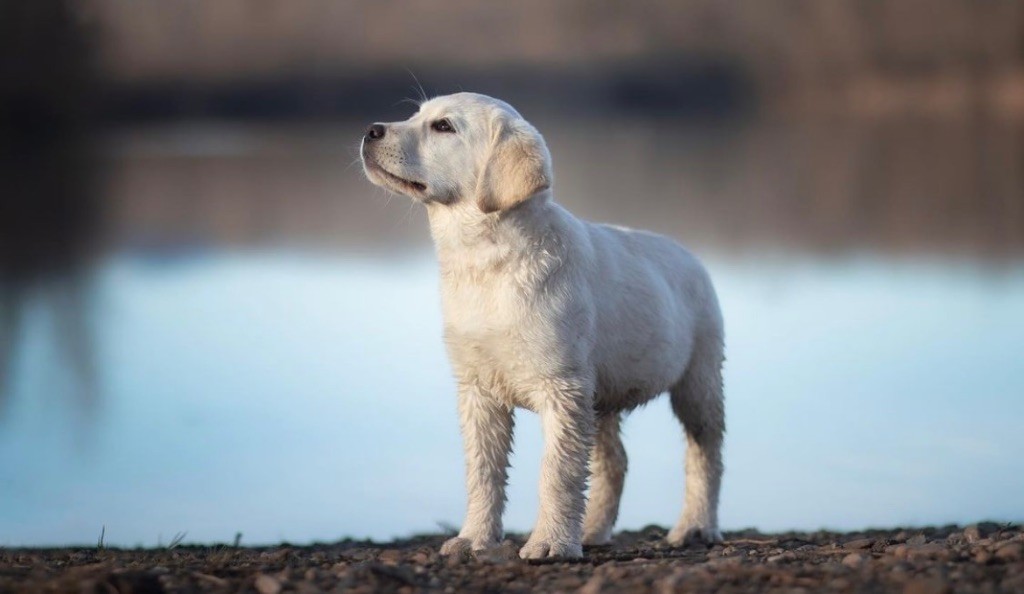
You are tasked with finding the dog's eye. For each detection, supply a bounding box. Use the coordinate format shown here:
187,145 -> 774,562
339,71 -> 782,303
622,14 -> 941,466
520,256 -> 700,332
430,119 -> 455,133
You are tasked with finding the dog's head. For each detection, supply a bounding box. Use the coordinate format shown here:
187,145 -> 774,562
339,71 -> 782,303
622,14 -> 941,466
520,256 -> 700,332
361,92 -> 552,214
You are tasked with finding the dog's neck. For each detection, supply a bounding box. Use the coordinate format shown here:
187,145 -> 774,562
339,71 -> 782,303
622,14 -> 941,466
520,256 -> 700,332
426,190 -> 558,274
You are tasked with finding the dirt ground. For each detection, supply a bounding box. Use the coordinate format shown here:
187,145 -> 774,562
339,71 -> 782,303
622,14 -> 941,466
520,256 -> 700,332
2,524 -> 1021,594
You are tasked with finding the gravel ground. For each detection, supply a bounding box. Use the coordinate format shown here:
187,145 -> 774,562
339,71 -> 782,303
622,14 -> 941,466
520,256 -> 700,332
2,524 -> 1021,593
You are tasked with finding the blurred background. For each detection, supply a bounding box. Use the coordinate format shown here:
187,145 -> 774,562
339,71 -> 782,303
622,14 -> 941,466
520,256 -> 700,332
1,0 -> 1022,547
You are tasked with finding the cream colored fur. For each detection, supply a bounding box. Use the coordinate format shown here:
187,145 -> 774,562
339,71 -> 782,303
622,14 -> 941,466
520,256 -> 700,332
361,93 -> 725,559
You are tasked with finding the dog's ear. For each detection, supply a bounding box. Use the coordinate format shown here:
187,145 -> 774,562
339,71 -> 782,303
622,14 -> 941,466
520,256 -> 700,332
476,111 -> 552,214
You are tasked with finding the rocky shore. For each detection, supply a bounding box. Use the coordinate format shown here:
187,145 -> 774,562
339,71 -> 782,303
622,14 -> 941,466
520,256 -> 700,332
2,524 -> 1021,593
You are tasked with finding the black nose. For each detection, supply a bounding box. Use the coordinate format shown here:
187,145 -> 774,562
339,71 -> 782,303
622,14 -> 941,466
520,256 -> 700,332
365,124 -> 386,141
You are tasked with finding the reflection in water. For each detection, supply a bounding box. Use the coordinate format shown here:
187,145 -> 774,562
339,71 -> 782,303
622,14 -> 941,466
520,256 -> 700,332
0,1 -> 101,412
103,115 -> 1024,260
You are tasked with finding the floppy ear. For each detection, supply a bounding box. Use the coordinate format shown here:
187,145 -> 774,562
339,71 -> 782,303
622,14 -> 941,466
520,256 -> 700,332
476,112 -> 552,214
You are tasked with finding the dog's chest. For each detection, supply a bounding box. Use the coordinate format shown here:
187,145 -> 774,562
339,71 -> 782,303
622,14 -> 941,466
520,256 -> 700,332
440,271 -> 561,408
441,272 -> 531,351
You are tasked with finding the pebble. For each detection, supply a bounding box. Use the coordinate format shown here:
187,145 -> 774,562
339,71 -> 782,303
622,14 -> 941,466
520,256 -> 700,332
705,555 -> 743,569
888,544 -> 909,558
261,549 -> 292,563
843,538 -> 874,550
377,549 -> 402,564
994,542 -> 1022,562
254,574 -> 282,594
410,552 -> 430,565
902,577 -> 950,594
906,534 -> 928,546
841,553 -> 866,568
767,551 -> 796,564
445,548 -> 472,567
578,575 -> 605,594
907,543 -> 949,561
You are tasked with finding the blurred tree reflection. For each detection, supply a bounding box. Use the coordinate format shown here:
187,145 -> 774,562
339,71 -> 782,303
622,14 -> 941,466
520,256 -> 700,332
0,0 -> 102,412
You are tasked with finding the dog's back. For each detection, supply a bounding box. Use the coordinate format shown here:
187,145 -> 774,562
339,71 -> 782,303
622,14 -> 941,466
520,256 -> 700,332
577,219 -> 721,413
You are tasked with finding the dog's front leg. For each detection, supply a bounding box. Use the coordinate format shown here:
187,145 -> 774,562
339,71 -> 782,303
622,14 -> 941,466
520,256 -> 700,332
440,383 -> 514,557
520,382 -> 595,559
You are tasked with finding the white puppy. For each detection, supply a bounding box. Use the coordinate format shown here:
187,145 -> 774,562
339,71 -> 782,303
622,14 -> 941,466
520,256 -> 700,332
361,93 -> 725,559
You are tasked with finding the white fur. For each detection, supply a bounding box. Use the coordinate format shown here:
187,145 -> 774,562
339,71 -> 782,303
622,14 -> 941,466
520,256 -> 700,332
361,93 -> 725,559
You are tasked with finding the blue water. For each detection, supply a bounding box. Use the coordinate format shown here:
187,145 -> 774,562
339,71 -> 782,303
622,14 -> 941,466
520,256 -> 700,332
1,252 -> 1022,547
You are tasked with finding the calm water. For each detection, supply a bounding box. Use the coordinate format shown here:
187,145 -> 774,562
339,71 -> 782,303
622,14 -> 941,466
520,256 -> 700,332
1,119 -> 1022,546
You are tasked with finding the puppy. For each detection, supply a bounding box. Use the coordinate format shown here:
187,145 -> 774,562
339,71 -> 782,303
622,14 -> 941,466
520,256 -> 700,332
361,93 -> 725,559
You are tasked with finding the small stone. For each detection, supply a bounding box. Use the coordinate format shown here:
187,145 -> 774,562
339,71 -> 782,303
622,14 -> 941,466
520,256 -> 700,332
878,554 -> 901,567
975,550 -> 992,564
843,538 -> 874,550
906,534 -> 928,546
378,549 -> 402,564
445,549 -> 472,567
656,570 -> 689,594
888,544 -> 909,559
767,551 -> 796,564
907,543 -> 949,560
410,551 -> 430,565
995,542 -> 1023,562
578,575 -> 605,594
902,577 -> 950,594
105,572 -> 165,594
705,555 -> 743,569
261,549 -> 292,563
254,574 -> 282,594
841,553 -> 866,568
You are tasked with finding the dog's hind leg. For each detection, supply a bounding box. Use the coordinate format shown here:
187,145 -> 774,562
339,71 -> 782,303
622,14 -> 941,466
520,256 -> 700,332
582,412 -> 627,545
667,338 -> 725,545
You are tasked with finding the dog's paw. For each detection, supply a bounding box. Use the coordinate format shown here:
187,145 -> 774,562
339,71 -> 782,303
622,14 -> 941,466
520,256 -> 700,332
519,537 -> 583,559
666,523 -> 723,547
439,536 -> 498,559
582,528 -> 613,546
440,536 -> 473,558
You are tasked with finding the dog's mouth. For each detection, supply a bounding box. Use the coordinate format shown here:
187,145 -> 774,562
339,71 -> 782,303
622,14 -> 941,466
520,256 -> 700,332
363,158 -> 427,194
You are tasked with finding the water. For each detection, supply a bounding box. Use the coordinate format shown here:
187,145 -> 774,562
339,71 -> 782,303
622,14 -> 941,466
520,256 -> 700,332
1,118 -> 1022,546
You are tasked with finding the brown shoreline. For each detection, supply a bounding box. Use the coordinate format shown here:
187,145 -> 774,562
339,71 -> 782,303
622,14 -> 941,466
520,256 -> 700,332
2,523 -> 1021,593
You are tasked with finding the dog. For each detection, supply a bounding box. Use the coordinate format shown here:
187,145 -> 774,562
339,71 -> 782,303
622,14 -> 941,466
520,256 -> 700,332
360,93 -> 725,559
